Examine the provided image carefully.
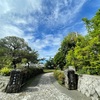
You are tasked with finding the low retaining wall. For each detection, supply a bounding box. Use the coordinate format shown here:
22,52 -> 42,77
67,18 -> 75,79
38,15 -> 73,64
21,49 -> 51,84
64,69 -> 100,100
78,75 -> 100,100
5,68 -> 43,93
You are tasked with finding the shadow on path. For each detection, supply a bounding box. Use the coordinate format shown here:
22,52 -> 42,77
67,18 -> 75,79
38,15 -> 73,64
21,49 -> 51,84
21,73 -> 53,93
21,74 -> 42,92
50,74 -> 91,100
20,73 -> 91,100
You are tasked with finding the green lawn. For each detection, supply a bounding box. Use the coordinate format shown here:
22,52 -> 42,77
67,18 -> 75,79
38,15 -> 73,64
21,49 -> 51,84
43,69 -> 55,73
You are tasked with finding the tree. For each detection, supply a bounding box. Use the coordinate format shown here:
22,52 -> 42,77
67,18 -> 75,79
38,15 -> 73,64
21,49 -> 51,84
60,32 -> 78,53
0,36 -> 38,69
54,9 -> 100,75
54,32 -> 84,70
66,35 -> 86,70
45,57 -> 55,69
53,51 -> 65,70
66,15 -> 100,74
80,9 -> 100,74
82,9 -> 100,37
0,36 -> 30,55
23,50 -> 38,68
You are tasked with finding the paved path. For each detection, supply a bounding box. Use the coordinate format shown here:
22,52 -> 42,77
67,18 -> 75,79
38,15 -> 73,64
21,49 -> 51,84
0,73 -> 72,100
0,76 -> 10,92
0,73 -> 91,100
50,74 -> 91,100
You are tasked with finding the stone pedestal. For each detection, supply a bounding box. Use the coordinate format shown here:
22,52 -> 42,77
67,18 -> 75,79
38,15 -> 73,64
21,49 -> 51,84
5,70 -> 22,93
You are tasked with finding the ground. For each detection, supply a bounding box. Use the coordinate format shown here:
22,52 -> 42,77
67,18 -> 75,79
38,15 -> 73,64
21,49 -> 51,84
0,73 -> 91,100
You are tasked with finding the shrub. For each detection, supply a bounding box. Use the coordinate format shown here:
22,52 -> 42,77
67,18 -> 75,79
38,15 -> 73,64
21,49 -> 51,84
0,67 -> 12,76
54,70 -> 65,85
21,67 -> 43,78
77,68 -> 87,74
77,67 -> 100,75
58,73 -> 65,84
54,70 -> 62,79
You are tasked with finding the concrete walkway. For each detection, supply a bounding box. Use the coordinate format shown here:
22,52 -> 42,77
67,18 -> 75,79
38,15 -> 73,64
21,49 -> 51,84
0,73 -> 91,100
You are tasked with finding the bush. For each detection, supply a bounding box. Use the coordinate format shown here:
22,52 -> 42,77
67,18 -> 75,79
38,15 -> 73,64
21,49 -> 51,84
54,70 -> 61,79
77,68 -> 87,74
58,73 -> 65,84
21,67 -> 43,79
0,67 -> 12,76
77,67 -> 100,75
54,70 -> 65,85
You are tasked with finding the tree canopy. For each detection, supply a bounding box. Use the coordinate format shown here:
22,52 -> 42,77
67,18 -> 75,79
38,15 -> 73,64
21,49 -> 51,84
66,9 -> 100,75
82,9 -> 100,37
45,57 -> 55,69
0,36 -> 38,69
53,32 -> 83,70
54,9 -> 100,75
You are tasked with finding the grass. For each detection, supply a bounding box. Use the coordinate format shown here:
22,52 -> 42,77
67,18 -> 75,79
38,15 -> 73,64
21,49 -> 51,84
43,69 -> 55,73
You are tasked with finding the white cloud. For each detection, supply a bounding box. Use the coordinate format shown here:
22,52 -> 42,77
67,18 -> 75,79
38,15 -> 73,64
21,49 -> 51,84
14,19 -> 27,25
29,0 -> 42,12
0,25 -> 34,43
32,34 -> 63,49
0,0 -> 87,32
42,0 -> 87,28
29,33 -> 64,58
0,0 -> 42,15
0,25 -> 24,38
0,0 -> 88,59
38,47 -> 58,59
0,1 -> 11,14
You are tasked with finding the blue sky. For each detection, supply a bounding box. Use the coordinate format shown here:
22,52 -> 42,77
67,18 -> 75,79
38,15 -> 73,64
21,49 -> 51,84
0,0 -> 100,60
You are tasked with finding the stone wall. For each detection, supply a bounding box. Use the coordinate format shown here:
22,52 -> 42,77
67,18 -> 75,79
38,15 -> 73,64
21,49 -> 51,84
5,68 -> 43,93
78,75 -> 100,100
64,69 -> 100,100
64,69 -> 69,88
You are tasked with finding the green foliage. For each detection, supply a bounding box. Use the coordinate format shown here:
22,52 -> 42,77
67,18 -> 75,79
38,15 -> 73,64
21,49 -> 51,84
21,58 -> 27,64
0,56 -> 12,69
0,67 -> 12,76
66,35 -> 100,75
19,67 -> 43,79
43,69 -> 55,73
55,9 -> 100,75
82,9 -> 100,37
58,73 -> 65,84
0,36 -> 38,69
24,50 -> 38,64
54,70 -> 65,85
45,57 -> 55,69
77,67 -> 100,75
54,70 -> 62,79
65,9 -> 100,75
66,50 -> 74,67
53,51 -> 65,70
65,35 -> 85,69
54,32 -> 83,70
